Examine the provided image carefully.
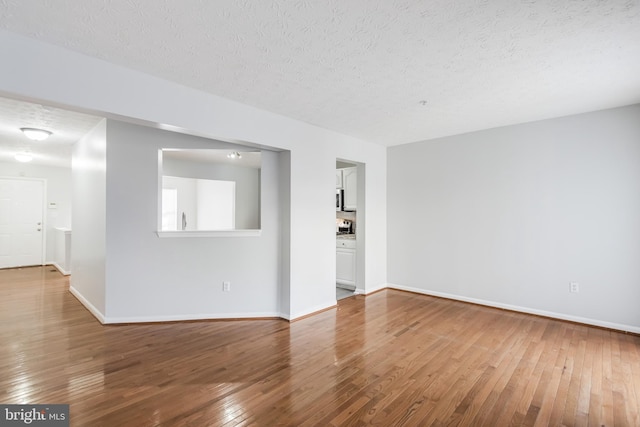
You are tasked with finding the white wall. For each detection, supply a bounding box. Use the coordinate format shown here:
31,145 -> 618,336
0,161 -> 71,265
103,120 -> 283,321
70,120 -> 107,318
196,179 -> 235,230
388,105 -> 640,332
0,30 -> 387,321
278,151 -> 291,318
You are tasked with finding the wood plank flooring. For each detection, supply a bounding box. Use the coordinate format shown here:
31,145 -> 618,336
1,266 -> 639,426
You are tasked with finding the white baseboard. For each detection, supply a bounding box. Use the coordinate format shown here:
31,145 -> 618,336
68,283 -> 326,324
71,281 -> 634,333
362,283 -> 389,295
288,301 -> 337,321
103,311 -> 281,324
69,286 -> 106,324
50,262 -> 70,276
387,283 -> 640,334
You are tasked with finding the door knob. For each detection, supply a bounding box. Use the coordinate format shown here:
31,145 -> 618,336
37,228 -> 41,231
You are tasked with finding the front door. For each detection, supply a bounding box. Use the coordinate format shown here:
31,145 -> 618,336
0,178 -> 45,269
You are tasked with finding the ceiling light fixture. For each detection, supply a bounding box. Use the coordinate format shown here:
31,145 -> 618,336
20,127 -> 52,141
227,151 -> 242,159
14,153 -> 33,163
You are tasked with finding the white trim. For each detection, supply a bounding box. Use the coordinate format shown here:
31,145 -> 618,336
289,301 -> 337,321
102,311 -> 281,324
41,179 -> 47,266
156,229 -> 261,238
278,312 -> 292,321
50,261 -> 70,276
362,282 -> 389,295
69,287 -> 283,323
387,283 -> 640,334
69,286 -> 106,324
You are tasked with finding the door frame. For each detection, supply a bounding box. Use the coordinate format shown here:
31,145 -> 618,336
0,176 -> 47,268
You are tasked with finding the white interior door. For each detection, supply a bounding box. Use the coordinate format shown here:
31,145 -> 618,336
0,178 -> 45,269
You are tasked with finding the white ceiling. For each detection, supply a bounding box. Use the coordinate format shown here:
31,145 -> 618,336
0,96 -> 263,168
1,1 -> 639,147
0,97 -> 102,167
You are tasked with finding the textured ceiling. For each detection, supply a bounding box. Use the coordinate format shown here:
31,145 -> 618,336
0,97 -> 102,167
0,0 -> 639,146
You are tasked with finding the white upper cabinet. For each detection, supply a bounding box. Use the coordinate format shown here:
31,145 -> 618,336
336,169 -> 343,189
342,167 -> 357,211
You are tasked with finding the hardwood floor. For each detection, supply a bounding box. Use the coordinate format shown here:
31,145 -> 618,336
1,266 -> 639,426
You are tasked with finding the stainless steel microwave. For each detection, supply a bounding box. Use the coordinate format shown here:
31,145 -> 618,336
336,189 -> 343,211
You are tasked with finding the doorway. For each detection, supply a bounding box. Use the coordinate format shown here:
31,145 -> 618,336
0,178 -> 45,269
336,159 -> 364,300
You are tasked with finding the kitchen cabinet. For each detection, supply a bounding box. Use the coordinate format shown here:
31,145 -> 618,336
336,170 -> 343,189
336,238 -> 356,286
342,167 -> 357,211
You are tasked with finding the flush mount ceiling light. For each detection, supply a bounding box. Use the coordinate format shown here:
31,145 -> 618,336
227,151 -> 242,159
20,127 -> 52,141
14,152 -> 33,163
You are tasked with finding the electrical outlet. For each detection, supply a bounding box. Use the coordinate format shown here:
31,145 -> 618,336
570,282 -> 579,293
223,281 -> 231,292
